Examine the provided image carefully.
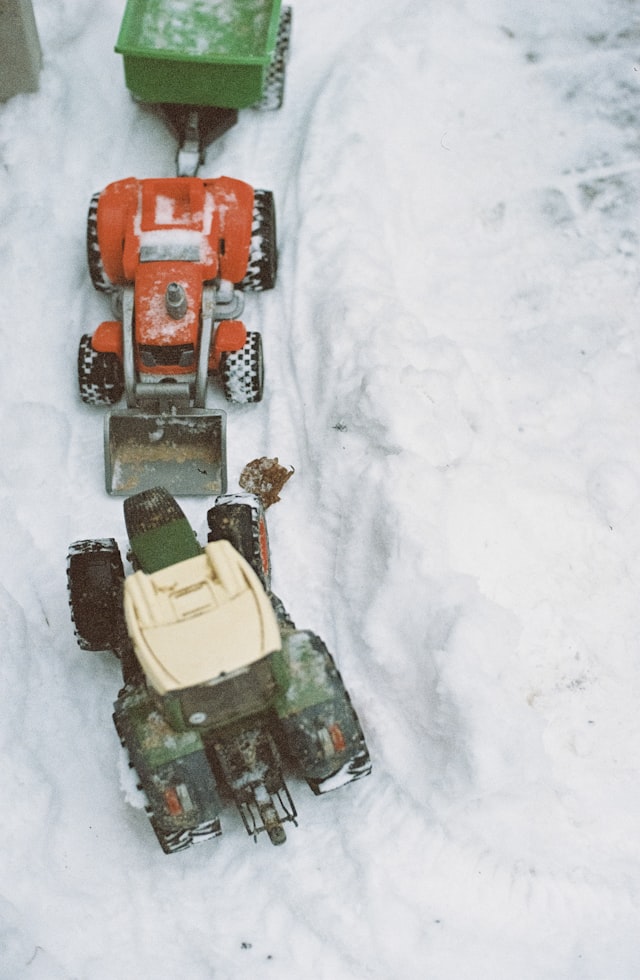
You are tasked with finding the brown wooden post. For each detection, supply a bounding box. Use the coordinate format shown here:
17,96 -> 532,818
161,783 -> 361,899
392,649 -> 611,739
0,0 -> 41,101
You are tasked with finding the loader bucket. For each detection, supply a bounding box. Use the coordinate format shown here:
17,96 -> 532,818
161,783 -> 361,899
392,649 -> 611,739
105,410 -> 227,496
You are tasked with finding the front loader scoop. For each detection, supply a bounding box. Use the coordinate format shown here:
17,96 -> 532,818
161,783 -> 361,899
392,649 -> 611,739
103,284 -> 233,496
105,409 -> 227,496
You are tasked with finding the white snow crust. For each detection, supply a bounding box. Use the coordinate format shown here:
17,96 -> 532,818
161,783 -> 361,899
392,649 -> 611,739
131,0 -> 270,57
2,0 -> 640,977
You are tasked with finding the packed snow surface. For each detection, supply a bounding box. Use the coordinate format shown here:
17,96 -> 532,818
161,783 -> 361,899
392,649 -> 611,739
2,0 -> 640,977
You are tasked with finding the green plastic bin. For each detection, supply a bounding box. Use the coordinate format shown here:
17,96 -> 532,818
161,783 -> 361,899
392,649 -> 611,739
116,0 -> 283,108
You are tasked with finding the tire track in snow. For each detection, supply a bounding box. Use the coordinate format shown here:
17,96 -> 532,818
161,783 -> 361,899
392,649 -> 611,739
253,13 -> 490,952
274,3 -> 480,797
267,4 -> 640,959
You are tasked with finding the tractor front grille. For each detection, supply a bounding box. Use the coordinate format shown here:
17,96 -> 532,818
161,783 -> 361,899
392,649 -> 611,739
139,343 -> 195,368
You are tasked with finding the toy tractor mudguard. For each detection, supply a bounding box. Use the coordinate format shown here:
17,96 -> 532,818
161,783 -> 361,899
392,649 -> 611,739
78,177 -> 277,495
113,686 -> 224,850
273,630 -> 373,794
115,0 -> 292,174
67,488 -> 371,853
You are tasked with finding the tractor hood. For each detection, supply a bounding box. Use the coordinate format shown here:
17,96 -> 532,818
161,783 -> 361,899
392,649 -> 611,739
134,263 -> 204,349
123,539 -> 281,695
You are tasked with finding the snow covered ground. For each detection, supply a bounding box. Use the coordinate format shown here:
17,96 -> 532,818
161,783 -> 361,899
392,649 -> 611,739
2,0 -> 640,976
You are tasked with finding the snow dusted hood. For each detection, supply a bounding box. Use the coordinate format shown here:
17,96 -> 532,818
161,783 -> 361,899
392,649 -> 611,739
134,262 -> 203,348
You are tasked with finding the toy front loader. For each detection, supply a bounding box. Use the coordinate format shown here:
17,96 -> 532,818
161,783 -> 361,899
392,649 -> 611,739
79,175 -> 275,496
105,411 -> 226,497
104,284 -> 236,496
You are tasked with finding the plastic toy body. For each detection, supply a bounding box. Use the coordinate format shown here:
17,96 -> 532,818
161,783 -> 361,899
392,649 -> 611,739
78,177 -> 277,495
115,1 -> 292,174
117,0 -> 284,108
67,488 -> 371,852
0,0 -> 41,101
88,176 -> 255,384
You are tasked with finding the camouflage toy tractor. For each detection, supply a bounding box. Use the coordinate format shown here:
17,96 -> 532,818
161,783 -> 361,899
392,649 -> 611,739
67,488 -> 371,852
78,175 -> 277,494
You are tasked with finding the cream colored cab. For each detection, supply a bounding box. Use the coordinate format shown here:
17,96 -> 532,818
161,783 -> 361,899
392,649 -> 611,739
123,539 -> 281,695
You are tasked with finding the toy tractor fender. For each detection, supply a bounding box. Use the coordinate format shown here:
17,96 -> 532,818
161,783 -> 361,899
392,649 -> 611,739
211,320 -> 247,365
92,320 -> 123,357
89,178 -> 139,290
90,176 -> 256,288
114,685 -> 222,853
89,308 -> 247,370
272,630 -> 372,794
206,177 -> 254,283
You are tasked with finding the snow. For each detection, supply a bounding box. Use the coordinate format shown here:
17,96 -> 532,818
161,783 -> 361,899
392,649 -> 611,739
125,0 -> 271,58
2,0 -> 640,976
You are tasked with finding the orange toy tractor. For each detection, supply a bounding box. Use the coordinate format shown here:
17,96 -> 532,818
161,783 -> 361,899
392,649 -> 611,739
78,176 -> 277,495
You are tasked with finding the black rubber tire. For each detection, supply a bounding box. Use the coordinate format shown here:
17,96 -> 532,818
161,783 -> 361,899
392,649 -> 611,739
257,56 -> 286,112
269,592 -> 295,631
150,821 -> 194,854
150,817 -> 222,854
220,331 -> 264,403
254,7 -> 292,111
277,5 -> 293,56
237,191 -> 277,292
123,487 -> 188,539
207,496 -> 271,590
78,334 -> 124,406
67,539 -> 125,652
87,191 -> 114,293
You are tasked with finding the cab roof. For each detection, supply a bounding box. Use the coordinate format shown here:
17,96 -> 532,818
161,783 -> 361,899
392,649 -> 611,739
124,539 -> 281,694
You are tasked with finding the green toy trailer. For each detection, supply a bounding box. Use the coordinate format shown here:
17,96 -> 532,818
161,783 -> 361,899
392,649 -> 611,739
67,488 -> 371,852
116,0 -> 292,174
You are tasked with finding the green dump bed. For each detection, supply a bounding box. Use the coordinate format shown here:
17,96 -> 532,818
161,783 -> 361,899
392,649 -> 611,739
116,0 -> 282,108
